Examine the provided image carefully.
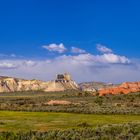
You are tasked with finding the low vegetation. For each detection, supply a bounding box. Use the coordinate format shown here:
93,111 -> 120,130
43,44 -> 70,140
0,90 -> 140,114
0,91 -> 140,139
0,123 -> 140,140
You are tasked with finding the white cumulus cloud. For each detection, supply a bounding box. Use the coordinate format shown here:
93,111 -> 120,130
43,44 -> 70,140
95,53 -> 130,64
96,44 -> 113,53
42,43 -> 67,53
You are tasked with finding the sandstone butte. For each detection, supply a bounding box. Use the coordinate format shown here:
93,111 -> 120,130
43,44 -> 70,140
98,81 -> 140,96
0,74 -> 79,93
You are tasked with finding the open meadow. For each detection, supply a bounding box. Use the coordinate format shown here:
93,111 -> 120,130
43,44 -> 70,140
0,111 -> 140,132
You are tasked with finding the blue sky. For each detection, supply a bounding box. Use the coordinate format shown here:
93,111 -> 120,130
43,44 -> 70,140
0,0 -> 140,83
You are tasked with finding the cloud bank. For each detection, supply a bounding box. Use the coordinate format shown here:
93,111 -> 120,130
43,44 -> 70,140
0,43 -> 139,83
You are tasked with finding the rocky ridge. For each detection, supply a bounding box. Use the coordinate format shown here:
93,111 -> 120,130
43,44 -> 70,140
0,74 -> 140,95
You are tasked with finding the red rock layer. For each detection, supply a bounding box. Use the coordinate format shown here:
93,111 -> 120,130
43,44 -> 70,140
98,81 -> 140,96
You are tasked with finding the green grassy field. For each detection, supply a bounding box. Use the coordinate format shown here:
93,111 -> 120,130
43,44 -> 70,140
0,111 -> 140,132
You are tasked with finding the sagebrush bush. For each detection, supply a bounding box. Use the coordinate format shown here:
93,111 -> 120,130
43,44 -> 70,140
0,123 -> 139,140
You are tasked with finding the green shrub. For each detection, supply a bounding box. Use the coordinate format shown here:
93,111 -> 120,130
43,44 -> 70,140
77,122 -> 91,128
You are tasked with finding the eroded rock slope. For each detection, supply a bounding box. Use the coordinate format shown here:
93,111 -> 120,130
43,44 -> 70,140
98,82 -> 140,96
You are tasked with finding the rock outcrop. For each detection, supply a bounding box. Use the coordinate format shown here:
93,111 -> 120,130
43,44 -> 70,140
47,100 -> 72,105
79,82 -> 114,92
0,74 -> 79,93
98,81 -> 140,96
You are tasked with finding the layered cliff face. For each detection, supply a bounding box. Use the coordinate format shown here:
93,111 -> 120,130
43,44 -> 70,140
0,74 -> 79,93
0,77 -> 48,92
98,81 -> 140,96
